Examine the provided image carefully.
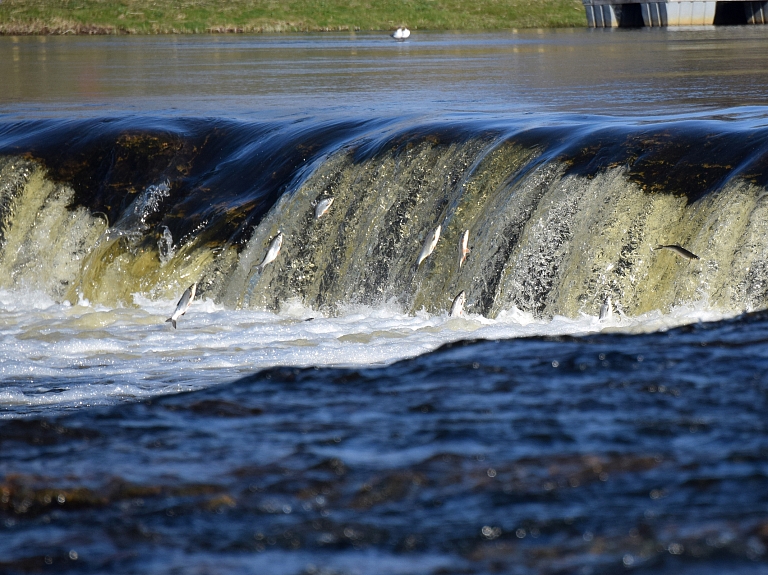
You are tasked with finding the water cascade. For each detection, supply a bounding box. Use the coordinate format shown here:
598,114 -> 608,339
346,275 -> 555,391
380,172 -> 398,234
1,118 -> 768,319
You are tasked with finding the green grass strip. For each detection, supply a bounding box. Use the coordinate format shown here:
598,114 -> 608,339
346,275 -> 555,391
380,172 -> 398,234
0,0 -> 587,35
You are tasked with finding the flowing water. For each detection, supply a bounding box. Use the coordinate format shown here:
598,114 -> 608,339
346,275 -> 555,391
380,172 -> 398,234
1,28 -> 768,575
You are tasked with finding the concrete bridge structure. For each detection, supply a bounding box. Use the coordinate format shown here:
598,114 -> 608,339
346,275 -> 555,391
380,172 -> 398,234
583,0 -> 768,26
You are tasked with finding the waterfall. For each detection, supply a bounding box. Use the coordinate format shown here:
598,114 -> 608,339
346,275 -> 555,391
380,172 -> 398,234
1,118 -> 767,318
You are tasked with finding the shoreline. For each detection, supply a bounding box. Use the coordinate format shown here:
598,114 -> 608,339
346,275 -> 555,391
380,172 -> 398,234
0,0 -> 587,36
0,25 -> 587,36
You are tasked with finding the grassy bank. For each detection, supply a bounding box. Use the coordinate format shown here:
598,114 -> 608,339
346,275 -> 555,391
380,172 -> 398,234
0,0 -> 586,35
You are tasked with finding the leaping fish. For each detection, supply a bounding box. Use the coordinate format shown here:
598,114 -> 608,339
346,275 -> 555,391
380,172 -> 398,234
315,197 -> 334,219
450,291 -> 466,318
166,283 -> 197,329
599,296 -> 613,322
255,232 -> 283,273
417,225 -> 441,267
458,229 -> 470,269
653,244 -> 700,260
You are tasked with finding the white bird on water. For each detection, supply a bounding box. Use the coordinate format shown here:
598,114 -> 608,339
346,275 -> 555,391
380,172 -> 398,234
166,283 -> 196,329
392,27 -> 411,40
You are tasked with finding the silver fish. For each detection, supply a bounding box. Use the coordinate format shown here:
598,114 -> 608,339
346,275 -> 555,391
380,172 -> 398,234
166,283 -> 197,329
417,225 -> 441,267
315,197 -> 334,219
256,232 -> 283,272
599,296 -> 612,322
653,244 -> 700,260
458,229 -> 470,269
450,291 -> 466,317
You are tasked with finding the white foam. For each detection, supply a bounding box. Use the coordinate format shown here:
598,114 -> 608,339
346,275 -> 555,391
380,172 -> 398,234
0,288 -> 59,312
0,290 -> 733,413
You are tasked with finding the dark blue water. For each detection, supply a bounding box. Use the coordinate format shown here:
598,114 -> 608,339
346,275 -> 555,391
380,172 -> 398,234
2,313 -> 768,574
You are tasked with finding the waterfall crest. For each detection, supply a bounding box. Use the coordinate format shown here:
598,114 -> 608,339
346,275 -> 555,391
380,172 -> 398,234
1,118 -> 767,318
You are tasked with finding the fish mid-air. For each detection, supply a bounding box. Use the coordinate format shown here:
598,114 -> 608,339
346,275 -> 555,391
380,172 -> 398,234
653,244 -> 700,260
417,225 -> 441,267
315,197 -> 334,219
166,283 -> 197,329
255,232 -> 283,273
599,296 -> 613,322
450,291 -> 466,317
458,230 -> 470,269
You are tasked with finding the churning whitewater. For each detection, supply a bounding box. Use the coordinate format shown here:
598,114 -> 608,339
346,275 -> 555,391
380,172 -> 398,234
0,115 -> 767,411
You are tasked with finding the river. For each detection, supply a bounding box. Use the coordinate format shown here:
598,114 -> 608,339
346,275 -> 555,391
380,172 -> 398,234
1,28 -> 768,575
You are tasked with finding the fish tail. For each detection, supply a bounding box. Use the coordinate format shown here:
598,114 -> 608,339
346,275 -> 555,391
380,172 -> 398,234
166,317 -> 176,329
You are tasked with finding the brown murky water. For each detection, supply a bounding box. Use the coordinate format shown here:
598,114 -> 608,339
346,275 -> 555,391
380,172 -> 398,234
2,28 -> 768,119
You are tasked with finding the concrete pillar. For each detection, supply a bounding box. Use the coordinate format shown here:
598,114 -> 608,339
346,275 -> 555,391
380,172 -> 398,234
603,4 -> 620,25
746,1 -> 768,23
659,3 -> 669,25
643,2 -> 664,25
665,1 -> 716,24
594,4 -> 605,25
691,1 -> 716,24
641,3 -> 652,25
589,0 -> 716,27
585,4 -> 596,26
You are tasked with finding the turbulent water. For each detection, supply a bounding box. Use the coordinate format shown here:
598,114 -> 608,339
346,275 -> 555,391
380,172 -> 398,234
3,117 -> 768,317
2,29 -> 768,575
